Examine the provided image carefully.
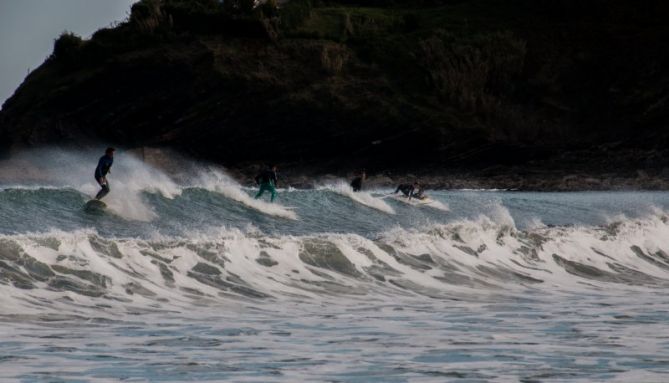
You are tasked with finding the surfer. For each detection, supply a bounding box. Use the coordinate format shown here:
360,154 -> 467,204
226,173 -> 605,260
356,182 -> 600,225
254,165 -> 278,202
412,184 -> 427,200
350,170 -> 366,192
394,182 -> 425,200
94,147 -> 115,200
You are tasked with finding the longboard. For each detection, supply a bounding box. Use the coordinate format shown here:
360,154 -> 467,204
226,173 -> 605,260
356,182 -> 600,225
391,194 -> 433,205
388,194 -> 450,212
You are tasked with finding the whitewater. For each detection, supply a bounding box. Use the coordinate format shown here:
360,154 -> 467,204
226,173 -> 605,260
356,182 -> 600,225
1,150 -> 669,382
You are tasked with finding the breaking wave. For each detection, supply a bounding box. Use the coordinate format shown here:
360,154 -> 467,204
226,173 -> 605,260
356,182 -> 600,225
2,149 -> 669,316
1,212 -> 669,315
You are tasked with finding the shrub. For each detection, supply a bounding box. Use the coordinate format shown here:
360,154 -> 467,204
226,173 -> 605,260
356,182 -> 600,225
130,0 -> 170,33
127,0 -> 270,38
320,43 -> 350,74
259,0 -> 280,19
52,32 -> 84,63
280,0 -> 313,31
402,13 -> 420,32
417,31 -> 526,109
223,0 -> 256,15
416,31 -> 531,140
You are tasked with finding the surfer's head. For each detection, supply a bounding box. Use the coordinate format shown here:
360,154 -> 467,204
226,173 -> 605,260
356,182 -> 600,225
105,147 -> 115,156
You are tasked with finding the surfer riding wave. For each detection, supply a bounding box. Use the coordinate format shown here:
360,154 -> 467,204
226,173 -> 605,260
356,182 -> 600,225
94,147 -> 115,200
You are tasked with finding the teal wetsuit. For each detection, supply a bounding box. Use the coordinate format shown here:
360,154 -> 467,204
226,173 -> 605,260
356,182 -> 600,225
255,182 -> 276,202
254,169 -> 278,202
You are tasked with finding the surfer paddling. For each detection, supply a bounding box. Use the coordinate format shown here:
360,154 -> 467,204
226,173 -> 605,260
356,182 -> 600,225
255,165 -> 278,202
94,147 -> 114,200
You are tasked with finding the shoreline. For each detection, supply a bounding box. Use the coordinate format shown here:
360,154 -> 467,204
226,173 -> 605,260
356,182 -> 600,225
248,171 -> 669,192
1,147 -> 668,192
219,163 -> 669,192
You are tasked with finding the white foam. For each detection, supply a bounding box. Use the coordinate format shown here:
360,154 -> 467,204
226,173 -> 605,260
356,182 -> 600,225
0,148 -> 182,222
387,193 -> 450,212
191,168 -> 298,220
319,181 -> 395,214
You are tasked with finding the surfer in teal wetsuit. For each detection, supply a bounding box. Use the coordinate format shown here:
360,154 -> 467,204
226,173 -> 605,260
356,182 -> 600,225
94,147 -> 115,200
254,165 -> 278,202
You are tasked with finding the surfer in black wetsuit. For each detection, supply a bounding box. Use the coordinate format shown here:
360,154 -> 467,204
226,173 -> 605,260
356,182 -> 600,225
255,165 -> 278,202
94,147 -> 115,200
350,170 -> 366,192
394,182 -> 425,200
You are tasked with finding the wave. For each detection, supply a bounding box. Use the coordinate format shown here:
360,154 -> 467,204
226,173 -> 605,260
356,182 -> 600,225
319,182 -> 395,214
386,193 -> 450,212
189,169 -> 298,220
0,149 -> 182,221
2,212 -> 668,314
0,149 -> 301,221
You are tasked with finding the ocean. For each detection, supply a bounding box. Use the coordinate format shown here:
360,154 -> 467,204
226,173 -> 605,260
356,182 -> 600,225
1,150 -> 668,382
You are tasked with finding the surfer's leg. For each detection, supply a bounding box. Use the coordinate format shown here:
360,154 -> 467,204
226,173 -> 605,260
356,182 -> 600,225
269,184 -> 277,202
255,183 -> 267,200
95,183 -> 110,200
94,177 -> 109,200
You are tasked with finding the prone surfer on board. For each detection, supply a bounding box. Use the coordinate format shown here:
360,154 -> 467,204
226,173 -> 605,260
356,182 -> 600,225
94,147 -> 114,200
255,165 -> 278,202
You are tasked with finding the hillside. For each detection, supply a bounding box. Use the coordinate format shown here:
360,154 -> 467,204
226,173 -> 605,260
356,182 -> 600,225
1,0 -> 669,183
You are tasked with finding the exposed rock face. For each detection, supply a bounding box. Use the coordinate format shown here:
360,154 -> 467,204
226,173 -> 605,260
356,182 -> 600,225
1,0 -> 668,184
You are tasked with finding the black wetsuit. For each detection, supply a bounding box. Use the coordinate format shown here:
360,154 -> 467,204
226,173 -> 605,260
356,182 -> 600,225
94,154 -> 113,200
395,184 -> 424,200
412,188 -> 426,200
350,177 -> 363,192
395,184 -> 415,197
255,169 -> 278,186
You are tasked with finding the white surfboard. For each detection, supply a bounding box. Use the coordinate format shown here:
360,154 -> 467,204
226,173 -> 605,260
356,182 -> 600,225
389,194 -> 449,211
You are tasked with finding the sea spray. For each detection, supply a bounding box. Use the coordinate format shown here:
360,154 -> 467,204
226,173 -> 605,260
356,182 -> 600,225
1,211 -> 669,316
191,168 -> 298,220
318,181 -> 396,214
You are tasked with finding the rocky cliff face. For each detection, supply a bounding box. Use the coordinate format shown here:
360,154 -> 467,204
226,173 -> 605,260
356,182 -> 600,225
1,0 -> 668,174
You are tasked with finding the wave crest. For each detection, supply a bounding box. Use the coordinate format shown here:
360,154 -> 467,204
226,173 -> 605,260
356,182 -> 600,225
1,213 -> 668,313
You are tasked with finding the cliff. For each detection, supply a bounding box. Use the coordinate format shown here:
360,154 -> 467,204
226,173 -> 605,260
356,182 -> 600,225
1,0 -> 669,179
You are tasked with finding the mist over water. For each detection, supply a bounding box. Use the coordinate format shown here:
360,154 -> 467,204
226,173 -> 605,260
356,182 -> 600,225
1,149 -> 669,382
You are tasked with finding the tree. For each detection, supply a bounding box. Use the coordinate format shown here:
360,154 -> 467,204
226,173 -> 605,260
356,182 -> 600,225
223,0 -> 256,15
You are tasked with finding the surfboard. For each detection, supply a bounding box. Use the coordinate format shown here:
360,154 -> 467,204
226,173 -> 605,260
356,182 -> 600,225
391,194 -> 431,205
389,194 -> 449,211
84,199 -> 107,213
